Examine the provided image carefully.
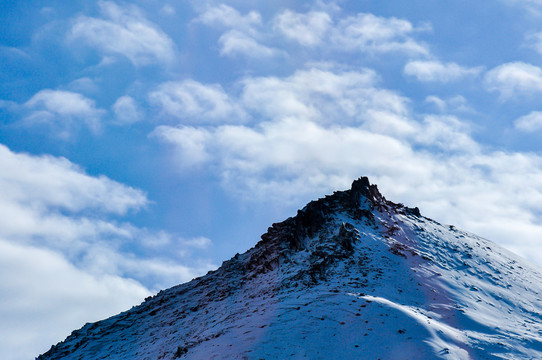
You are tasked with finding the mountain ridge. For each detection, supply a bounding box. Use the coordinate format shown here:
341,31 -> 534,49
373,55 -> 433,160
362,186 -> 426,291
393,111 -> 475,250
38,177 -> 542,360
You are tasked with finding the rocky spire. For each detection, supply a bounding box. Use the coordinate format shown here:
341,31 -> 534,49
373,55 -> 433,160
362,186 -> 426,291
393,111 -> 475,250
349,176 -> 386,207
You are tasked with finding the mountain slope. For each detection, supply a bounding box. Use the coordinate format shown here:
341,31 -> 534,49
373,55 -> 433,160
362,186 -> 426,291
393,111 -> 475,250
38,177 -> 542,360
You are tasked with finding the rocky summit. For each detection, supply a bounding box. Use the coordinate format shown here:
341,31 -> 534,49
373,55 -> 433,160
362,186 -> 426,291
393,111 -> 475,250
38,177 -> 542,359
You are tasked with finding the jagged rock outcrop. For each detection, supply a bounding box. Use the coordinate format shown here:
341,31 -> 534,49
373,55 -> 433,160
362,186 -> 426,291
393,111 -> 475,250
38,177 -> 542,360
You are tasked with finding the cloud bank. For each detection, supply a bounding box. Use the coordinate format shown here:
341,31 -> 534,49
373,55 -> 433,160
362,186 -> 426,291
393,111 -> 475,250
0,144 -> 213,359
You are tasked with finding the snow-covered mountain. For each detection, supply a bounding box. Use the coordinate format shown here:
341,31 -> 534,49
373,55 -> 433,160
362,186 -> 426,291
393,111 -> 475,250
37,177 -> 542,359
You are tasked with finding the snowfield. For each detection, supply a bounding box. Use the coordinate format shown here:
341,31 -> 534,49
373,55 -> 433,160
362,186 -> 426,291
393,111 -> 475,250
38,178 -> 542,359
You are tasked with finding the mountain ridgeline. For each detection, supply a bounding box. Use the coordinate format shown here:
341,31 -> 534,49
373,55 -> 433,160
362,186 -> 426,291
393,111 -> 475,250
38,177 -> 542,359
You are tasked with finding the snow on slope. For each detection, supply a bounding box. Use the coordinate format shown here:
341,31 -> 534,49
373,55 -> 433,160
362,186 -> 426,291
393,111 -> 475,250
37,177 -> 542,360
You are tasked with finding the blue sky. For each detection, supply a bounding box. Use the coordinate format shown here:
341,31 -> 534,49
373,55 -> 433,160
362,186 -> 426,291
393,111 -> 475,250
3,0 -> 542,358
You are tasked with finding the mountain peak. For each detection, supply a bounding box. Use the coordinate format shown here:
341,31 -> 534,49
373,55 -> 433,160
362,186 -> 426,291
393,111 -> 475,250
350,176 -> 381,204
38,177 -> 542,360
286,176 -> 419,251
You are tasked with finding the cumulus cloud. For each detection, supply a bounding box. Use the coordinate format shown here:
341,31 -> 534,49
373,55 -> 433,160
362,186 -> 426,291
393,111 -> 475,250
154,116 -> 477,206
0,144 -> 146,216
0,144 -> 215,360
197,6 -> 429,58
272,9 -> 430,55
23,89 -> 105,137
416,115 -> 479,153
240,67 -> 408,126
404,60 -> 482,82
273,10 -> 332,46
154,119 -> 417,201
0,144 -> 213,284
515,110 -> 542,131
330,12 -> 430,55
196,4 -> 262,32
152,67 -> 472,199
0,239 -> 150,360
195,5 -> 278,58
218,30 -> 280,58
69,1 -> 175,66
112,95 -> 143,124
152,125 -> 212,167
149,80 -> 247,123
485,61 -> 542,98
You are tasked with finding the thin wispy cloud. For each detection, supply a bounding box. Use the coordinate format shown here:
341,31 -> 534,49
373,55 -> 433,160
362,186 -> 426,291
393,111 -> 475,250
404,60 -> 482,82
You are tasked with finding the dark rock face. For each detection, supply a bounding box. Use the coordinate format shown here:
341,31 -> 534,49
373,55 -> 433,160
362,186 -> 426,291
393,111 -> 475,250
350,176 -> 381,206
337,222 -> 359,253
243,177 -> 419,285
270,176 -> 418,252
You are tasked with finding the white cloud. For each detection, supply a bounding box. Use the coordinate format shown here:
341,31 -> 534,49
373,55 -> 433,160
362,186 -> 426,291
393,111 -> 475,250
154,119 -> 416,202
416,115 -> 479,153
160,5 -> 176,16
240,67 -> 408,126
69,1 -> 175,66
196,4 -> 262,32
272,8 -> 431,55
273,10 -> 332,46
331,12 -> 430,55
154,114 -> 479,205
515,110 -> 542,131
0,144 -> 146,216
78,241 -> 213,287
23,89 -> 105,137
0,144 -> 213,283
425,95 -> 473,113
525,31 -> 542,54
0,144 -> 215,359
0,239 -> 149,360
149,80 -> 247,123
218,30 -> 279,58
195,4 -> 277,58
485,61 -> 542,98
152,125 -> 212,167
404,60 -> 482,82
112,95 -> 143,124
426,95 -> 447,111
501,0 -> 542,14
197,6 -> 429,58
67,77 -> 99,94
152,67 -> 473,199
